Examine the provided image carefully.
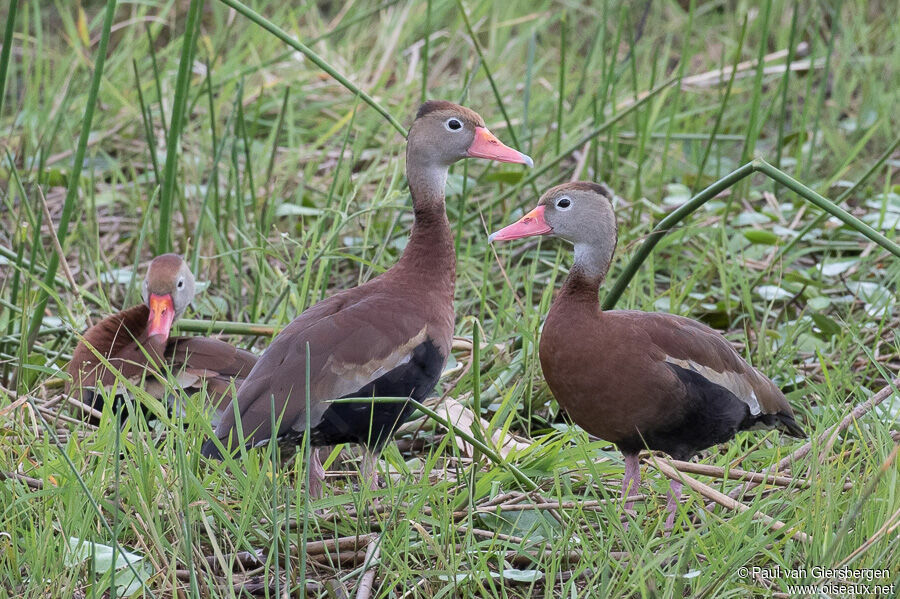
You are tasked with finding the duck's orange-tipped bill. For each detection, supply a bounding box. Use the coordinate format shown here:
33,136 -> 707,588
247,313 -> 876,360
488,205 -> 552,242
467,127 -> 534,167
147,293 -> 175,339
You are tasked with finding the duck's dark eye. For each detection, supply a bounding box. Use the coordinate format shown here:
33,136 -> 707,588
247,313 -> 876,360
445,118 -> 462,131
177,279 -> 184,289
556,197 -> 572,209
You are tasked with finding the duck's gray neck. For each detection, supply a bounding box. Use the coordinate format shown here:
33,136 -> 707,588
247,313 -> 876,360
573,243 -> 610,282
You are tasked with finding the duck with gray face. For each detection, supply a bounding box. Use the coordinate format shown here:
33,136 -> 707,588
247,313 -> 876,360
141,253 -> 196,340
490,182 -> 804,529
68,254 -> 257,427
201,101 -> 532,500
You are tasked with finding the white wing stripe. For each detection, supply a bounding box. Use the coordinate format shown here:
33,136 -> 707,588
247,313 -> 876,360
664,356 -> 761,415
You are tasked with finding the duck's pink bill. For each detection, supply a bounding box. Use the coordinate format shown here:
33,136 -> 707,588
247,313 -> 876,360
489,205 -> 552,242
147,293 -> 175,339
467,127 -> 534,167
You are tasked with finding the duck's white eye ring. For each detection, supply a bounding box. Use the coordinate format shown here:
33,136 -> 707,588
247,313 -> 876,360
177,278 -> 185,289
556,197 -> 572,210
444,118 -> 463,131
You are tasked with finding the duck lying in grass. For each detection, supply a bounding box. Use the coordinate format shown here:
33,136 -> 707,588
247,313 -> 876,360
67,254 -> 257,427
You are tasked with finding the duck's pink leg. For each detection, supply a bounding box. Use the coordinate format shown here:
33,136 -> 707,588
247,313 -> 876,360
621,453 -> 641,511
307,447 -> 326,499
361,449 -> 381,491
664,479 -> 683,530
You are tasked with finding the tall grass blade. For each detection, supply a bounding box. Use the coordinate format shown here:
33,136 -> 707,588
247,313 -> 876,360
24,0 -> 118,353
454,0 -> 525,151
692,15 -> 747,194
157,0 -> 204,254
145,25 -> 168,141
422,0 -> 431,103
773,2 -> 800,173
132,59 -> 162,187
555,12 -> 565,155
216,0 -> 407,136
802,0 -> 842,181
0,0 -> 19,117
738,0 -> 772,166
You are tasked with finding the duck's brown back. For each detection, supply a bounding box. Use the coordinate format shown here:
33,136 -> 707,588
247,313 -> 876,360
67,305 -> 257,423
540,291 -> 804,459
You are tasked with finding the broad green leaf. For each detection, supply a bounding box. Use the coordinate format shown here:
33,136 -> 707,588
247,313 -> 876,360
807,296 -> 831,311
743,230 -> 779,245
483,170 -> 526,184
734,212 -> 770,226
66,537 -> 150,596
662,183 -> 691,206
811,314 -> 841,339
445,173 -> 478,196
502,568 -> 544,582
99,267 -> 137,285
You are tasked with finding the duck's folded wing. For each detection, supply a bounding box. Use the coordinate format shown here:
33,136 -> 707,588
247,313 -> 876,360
204,292 -> 437,455
67,305 -> 162,390
166,336 -> 258,378
162,336 -> 258,410
622,311 -> 803,435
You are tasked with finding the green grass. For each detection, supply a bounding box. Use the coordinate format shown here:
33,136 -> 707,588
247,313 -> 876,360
2,1 -> 899,597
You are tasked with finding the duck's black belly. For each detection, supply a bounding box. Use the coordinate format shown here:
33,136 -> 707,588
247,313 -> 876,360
308,338 -> 444,449
616,363 -> 756,461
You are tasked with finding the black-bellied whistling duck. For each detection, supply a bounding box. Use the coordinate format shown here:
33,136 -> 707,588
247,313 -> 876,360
67,254 -> 257,426
201,101 -> 532,497
489,182 -> 805,528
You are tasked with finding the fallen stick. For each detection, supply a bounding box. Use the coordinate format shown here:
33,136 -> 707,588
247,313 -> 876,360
457,525 -> 527,545
527,490 -> 565,527
175,571 -> 322,596
647,455 -> 811,543
38,186 -> 93,329
354,537 -> 382,599
476,496 -> 647,513
0,390 -> 31,418
321,493 -> 648,527
813,378 -> 899,464
308,549 -> 368,566
63,394 -> 104,423
37,405 -> 89,427
0,386 -> 41,436
0,470 -> 44,490
479,491 -> 525,508
202,550 -> 264,574
681,42 -> 811,87
666,459 -> 852,490
303,533 -> 376,556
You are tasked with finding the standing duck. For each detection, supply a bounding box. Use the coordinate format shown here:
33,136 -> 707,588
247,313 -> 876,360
68,254 -> 257,426
489,182 -> 805,528
201,101 -> 532,497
